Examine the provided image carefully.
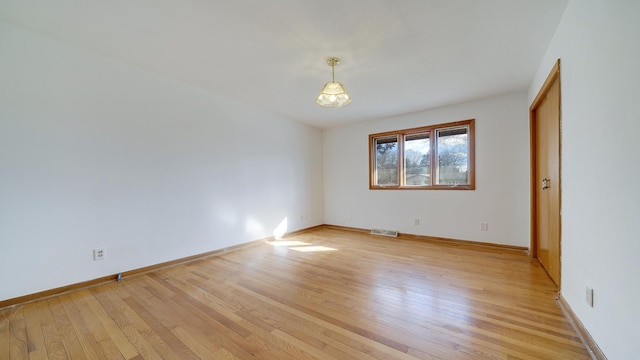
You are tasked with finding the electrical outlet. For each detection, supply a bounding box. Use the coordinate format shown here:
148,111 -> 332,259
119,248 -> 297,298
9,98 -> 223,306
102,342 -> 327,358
480,222 -> 489,231
414,219 -> 420,225
93,248 -> 105,260
586,286 -> 594,307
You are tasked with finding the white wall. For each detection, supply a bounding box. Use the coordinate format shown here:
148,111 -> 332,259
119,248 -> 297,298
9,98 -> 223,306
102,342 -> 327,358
529,1 -> 640,358
0,22 -> 324,301
324,92 -> 530,246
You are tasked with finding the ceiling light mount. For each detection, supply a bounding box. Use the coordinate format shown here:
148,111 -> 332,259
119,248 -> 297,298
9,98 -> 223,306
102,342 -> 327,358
316,57 -> 352,108
326,57 -> 340,68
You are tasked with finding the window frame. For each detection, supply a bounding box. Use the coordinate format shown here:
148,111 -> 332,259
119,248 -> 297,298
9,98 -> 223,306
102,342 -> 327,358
369,119 -> 475,190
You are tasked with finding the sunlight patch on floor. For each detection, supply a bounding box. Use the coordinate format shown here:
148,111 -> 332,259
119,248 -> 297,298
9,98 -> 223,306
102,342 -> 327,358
289,246 -> 337,252
268,239 -> 338,253
268,241 -> 310,247
269,217 -> 337,252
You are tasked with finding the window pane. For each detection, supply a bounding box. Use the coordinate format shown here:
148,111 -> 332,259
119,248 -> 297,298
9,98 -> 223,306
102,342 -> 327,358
436,127 -> 469,185
374,136 -> 398,186
404,133 -> 430,186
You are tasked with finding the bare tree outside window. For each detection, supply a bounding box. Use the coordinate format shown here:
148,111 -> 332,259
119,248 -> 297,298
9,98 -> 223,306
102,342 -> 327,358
374,137 -> 398,186
436,128 -> 468,185
404,134 -> 430,185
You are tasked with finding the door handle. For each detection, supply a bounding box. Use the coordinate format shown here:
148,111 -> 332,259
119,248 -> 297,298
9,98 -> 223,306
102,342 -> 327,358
542,178 -> 550,190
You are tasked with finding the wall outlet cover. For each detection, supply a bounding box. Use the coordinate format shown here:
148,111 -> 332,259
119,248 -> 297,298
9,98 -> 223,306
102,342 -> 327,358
586,286 -> 594,307
93,248 -> 105,260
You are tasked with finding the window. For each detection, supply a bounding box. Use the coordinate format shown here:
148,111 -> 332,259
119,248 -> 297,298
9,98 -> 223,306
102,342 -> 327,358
369,119 -> 475,190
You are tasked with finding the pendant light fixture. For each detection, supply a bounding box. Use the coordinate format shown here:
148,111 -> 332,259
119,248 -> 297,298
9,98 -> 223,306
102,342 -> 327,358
316,57 -> 352,108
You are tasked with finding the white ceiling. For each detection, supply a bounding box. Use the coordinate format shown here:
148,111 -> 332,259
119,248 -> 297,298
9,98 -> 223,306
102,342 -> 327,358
0,0 -> 568,129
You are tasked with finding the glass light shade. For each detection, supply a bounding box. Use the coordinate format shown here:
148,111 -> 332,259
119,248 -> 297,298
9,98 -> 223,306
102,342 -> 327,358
316,81 -> 352,108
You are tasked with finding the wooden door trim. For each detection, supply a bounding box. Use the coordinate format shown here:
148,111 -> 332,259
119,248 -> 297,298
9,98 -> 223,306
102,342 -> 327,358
531,60 -> 561,110
529,59 -> 561,282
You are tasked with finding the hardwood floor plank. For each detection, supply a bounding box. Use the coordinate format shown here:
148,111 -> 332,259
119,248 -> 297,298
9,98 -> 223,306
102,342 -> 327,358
59,292 -> 108,359
212,347 -> 243,360
84,285 -> 139,359
39,314 -> 68,359
1,227 -> 592,359
23,302 -> 49,359
121,295 -> 200,360
91,286 -> 164,360
47,297 -> 86,358
9,307 -> 29,360
69,290 -> 111,342
98,338 -> 126,360
0,312 -> 10,360
171,326 -> 219,359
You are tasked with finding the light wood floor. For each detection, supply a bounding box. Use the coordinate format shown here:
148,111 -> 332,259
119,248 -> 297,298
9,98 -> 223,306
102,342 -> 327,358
1,227 -> 591,359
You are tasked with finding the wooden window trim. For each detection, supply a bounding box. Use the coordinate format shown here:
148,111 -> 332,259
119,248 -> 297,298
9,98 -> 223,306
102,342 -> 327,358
369,119 -> 475,190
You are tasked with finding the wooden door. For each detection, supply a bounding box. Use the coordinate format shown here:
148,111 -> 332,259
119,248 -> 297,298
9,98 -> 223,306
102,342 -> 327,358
531,60 -> 561,286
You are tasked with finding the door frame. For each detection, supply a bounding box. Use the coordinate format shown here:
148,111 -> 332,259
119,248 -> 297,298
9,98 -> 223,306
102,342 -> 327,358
529,59 -> 562,286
